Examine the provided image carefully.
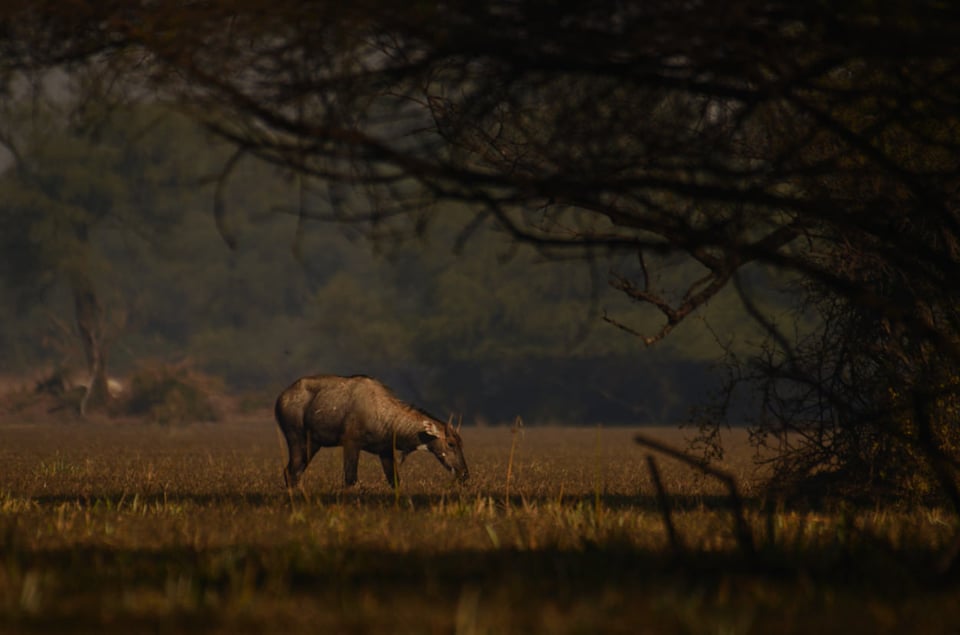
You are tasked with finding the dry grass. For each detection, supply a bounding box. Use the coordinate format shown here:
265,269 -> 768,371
1,416 -> 959,634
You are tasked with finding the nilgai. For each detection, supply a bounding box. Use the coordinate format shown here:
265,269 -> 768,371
275,374 -> 469,487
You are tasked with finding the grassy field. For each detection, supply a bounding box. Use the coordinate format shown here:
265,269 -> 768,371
1,416 -> 959,634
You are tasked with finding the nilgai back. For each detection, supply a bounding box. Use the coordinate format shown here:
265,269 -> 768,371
275,374 -> 468,487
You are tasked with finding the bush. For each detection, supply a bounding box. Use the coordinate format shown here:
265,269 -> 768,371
118,361 -> 222,425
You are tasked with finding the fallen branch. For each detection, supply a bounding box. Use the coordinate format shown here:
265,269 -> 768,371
635,432 -> 755,558
646,455 -> 683,555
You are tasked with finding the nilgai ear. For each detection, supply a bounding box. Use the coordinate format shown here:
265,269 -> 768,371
421,419 -> 442,439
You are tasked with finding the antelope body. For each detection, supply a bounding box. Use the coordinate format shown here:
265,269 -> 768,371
275,374 -> 468,487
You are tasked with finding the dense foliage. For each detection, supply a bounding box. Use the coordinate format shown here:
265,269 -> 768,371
709,231 -> 960,506
0,103 -> 752,423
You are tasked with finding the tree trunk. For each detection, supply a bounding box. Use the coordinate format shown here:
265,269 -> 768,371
72,270 -> 109,415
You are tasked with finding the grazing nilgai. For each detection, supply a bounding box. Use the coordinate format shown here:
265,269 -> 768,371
275,375 -> 469,488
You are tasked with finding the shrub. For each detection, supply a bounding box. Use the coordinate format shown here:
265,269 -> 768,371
119,361 -> 222,425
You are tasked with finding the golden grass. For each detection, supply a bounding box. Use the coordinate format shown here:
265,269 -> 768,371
1,417 -> 959,634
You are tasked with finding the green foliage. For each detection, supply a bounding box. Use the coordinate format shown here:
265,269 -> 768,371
0,96 -> 225,401
0,95 -> 770,423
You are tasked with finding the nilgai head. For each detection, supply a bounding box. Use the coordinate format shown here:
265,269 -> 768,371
420,417 -> 469,482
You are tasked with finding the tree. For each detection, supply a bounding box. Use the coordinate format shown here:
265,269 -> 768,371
3,4 -> 957,332
704,203 -> 960,505
0,78 -> 197,413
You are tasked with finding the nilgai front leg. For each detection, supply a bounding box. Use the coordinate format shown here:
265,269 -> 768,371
379,454 -> 399,487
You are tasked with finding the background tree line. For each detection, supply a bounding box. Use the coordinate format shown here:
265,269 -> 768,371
1,1 -> 960,512
0,95 -> 755,424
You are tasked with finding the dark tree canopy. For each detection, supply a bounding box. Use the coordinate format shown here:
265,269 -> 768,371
6,1 -> 954,342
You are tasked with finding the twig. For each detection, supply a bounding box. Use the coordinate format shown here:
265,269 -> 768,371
635,432 -> 755,558
646,455 -> 683,556
505,416 -> 524,508
393,429 -> 405,508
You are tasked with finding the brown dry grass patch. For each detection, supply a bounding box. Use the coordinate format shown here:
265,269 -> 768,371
1,417 -> 958,634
